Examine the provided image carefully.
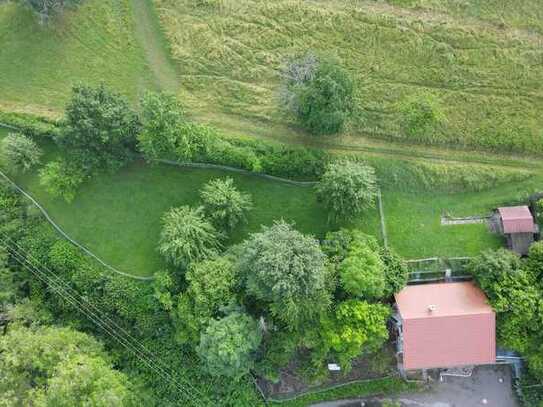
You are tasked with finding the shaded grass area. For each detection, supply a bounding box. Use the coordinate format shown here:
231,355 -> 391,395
0,0 -> 154,116
154,0 -> 543,154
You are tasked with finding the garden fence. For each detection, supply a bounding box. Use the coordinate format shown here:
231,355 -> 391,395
406,256 -> 472,283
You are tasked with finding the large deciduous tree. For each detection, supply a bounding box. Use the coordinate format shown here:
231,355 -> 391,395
0,325 -> 133,406
238,221 -> 331,330
197,312 -> 262,380
281,53 -> 354,135
158,206 -> 221,268
57,84 -> 140,173
200,177 -> 253,232
317,161 -> 377,222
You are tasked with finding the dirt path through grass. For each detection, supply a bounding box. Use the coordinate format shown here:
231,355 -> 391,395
131,0 -> 180,92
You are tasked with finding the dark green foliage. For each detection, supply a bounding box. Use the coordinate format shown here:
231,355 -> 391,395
527,241 -> 543,281
381,248 -> 408,296
57,84 -> 140,173
281,54 -> 355,135
158,205 -> 221,268
197,311 -> 262,380
39,159 -> 86,202
200,177 -> 253,232
317,161 -> 377,222
175,256 -> 238,345
0,246 -> 17,311
469,249 -> 543,378
239,221 -> 331,331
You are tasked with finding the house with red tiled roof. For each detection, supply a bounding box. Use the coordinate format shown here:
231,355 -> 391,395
394,282 -> 496,372
496,206 -> 536,255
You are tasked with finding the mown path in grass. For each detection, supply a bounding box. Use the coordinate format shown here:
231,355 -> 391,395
131,0 -> 180,92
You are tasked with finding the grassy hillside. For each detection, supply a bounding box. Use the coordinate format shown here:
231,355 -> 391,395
154,0 -> 543,154
0,0 -> 154,116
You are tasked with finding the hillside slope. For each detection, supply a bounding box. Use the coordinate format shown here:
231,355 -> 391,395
154,0 -> 543,154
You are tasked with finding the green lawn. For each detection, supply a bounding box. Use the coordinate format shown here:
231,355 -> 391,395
0,0 -> 155,116
153,0 -> 543,155
4,126 -> 537,277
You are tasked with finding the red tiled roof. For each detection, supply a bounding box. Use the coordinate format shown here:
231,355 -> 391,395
395,282 -> 496,370
498,206 -> 535,234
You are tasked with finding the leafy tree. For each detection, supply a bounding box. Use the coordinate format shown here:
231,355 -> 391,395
0,325 -> 133,406
317,161 -> 377,222
57,84 -> 140,172
158,206 -> 221,267
152,270 -> 175,311
138,91 -> 185,160
32,354 -> 132,407
197,312 -> 262,380
0,246 -> 17,312
39,160 -> 86,203
527,241 -> 543,281
239,221 -> 330,330
281,53 -> 354,135
200,177 -> 253,232
0,133 -> 42,173
339,241 -> 386,301
400,93 -> 445,141
175,256 -> 238,345
318,300 -> 390,371
381,247 -> 408,295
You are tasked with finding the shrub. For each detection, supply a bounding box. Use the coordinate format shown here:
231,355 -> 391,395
158,206 -> 221,268
317,161 -> 377,222
399,94 -> 445,142
0,133 -> 42,173
281,53 -> 354,135
39,160 -> 86,203
197,312 -> 262,380
0,111 -> 60,139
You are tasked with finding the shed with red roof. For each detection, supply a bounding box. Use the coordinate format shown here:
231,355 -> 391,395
394,282 -> 495,371
497,206 -> 536,255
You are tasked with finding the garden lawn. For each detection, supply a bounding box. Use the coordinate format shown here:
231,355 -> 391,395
0,0 -> 154,117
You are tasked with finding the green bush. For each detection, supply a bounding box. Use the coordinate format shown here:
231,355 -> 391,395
0,110 -> 60,139
39,160 -> 86,203
0,132 -> 42,173
399,93 -> 445,142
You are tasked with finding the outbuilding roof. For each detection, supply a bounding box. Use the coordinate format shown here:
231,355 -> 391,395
498,206 -> 535,234
395,281 -> 493,320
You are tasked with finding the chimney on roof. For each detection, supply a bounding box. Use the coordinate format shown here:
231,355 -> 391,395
428,304 -> 437,313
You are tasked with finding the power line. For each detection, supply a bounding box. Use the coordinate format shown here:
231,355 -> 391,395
0,233 -> 209,407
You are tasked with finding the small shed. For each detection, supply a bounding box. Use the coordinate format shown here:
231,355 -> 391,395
394,282 -> 496,371
496,206 -> 536,256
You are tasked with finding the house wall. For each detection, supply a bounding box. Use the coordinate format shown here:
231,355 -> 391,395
510,233 -> 534,256
403,313 -> 496,370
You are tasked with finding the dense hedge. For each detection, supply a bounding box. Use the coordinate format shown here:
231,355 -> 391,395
0,110 -> 60,139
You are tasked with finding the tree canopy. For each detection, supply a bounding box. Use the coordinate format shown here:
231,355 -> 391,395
0,325 -> 133,406
238,221 -> 330,330
200,177 -> 253,232
197,312 -> 262,380
317,161 -> 377,222
57,84 -> 140,173
158,205 -> 221,268
281,53 -> 354,135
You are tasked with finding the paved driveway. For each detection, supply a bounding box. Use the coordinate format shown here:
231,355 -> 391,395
313,365 -> 519,407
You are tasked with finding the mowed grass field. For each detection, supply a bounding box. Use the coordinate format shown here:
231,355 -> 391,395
2,126 -> 526,278
154,0 -> 543,154
0,0 -> 155,116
